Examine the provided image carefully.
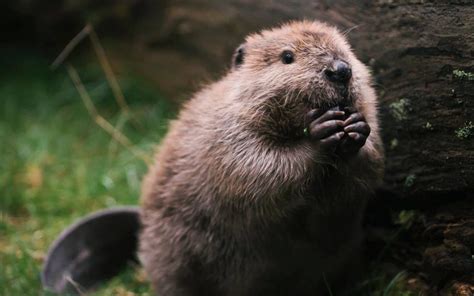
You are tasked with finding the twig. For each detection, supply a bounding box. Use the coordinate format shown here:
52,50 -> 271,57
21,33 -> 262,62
51,24 -> 92,69
65,275 -> 86,295
88,24 -> 133,119
322,273 -> 334,296
87,23 -> 142,144
52,23 -> 137,125
107,111 -> 128,159
66,63 -> 152,164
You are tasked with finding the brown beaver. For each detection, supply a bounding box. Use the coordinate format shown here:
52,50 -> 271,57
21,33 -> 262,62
139,20 -> 384,296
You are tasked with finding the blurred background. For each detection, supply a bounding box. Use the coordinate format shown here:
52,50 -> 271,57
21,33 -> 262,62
1,1 -> 473,295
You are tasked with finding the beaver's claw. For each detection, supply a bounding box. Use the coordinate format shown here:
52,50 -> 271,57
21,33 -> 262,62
338,110 -> 371,156
305,108 -> 345,150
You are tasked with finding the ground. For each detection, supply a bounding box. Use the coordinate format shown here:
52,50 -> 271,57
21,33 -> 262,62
0,53 -> 415,295
0,53 -> 174,295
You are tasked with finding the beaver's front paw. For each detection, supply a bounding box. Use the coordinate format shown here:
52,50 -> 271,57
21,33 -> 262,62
305,109 -> 346,151
338,108 -> 371,156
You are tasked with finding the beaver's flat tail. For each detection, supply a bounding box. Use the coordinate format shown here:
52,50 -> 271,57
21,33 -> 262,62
41,207 -> 140,294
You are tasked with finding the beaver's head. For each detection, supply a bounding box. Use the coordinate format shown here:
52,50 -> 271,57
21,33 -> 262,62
228,21 -> 372,139
231,21 -> 370,113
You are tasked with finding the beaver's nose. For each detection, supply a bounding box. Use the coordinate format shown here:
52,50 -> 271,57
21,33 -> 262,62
324,60 -> 352,83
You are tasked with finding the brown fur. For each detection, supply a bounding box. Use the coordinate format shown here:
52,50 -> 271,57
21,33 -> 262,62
139,20 -> 384,296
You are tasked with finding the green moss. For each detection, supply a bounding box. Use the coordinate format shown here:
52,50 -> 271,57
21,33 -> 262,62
455,121 -> 473,140
423,122 -> 433,131
404,174 -> 416,188
453,69 -> 474,81
389,98 -> 410,121
390,138 -> 399,150
396,210 -> 416,230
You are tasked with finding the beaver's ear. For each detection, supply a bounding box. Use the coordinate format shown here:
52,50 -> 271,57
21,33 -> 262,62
232,44 -> 245,69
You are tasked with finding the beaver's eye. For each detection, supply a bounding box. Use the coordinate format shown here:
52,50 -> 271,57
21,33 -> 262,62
234,47 -> 244,67
281,50 -> 294,64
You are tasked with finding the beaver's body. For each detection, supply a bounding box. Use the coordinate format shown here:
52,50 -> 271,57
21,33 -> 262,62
140,21 -> 384,295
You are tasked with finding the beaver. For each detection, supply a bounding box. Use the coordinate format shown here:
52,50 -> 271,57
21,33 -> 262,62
139,20 -> 384,296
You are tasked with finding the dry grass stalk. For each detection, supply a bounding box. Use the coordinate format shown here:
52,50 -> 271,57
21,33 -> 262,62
87,24 -> 134,119
51,24 -> 92,70
52,24 -> 134,121
51,24 -> 151,164
66,64 -> 152,164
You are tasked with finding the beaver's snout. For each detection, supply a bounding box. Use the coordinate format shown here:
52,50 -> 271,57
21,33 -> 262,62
324,60 -> 352,84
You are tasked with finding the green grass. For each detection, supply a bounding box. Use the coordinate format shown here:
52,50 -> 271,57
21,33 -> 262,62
0,53 -> 175,295
354,269 -> 418,296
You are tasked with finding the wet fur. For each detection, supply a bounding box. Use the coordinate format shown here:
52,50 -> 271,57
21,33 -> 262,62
140,20 -> 384,296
